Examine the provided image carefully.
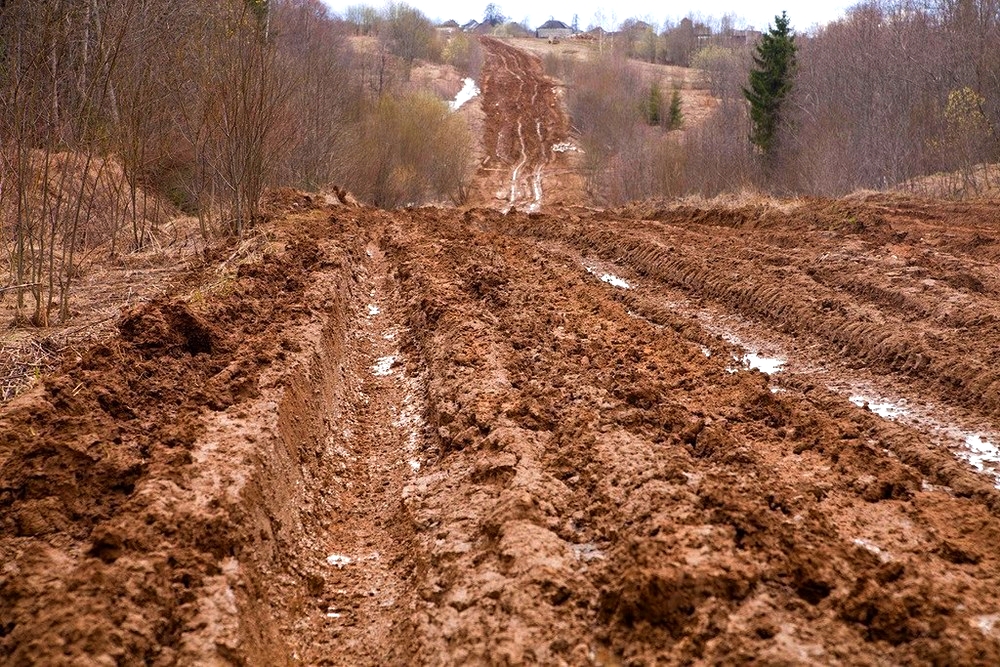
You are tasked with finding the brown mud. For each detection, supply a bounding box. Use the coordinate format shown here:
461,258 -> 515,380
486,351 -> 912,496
4,40 -> 1000,666
475,37 -> 574,212
4,196 -> 1000,664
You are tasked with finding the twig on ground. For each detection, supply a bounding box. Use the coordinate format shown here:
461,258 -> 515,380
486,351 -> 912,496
0,283 -> 41,294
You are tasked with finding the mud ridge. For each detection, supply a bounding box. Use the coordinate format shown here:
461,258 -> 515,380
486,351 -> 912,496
497,205 -> 1000,420
0,211 -> 369,664
381,207 -> 1000,664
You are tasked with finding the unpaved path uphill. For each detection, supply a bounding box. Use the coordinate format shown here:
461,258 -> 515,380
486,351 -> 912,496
477,37 -> 569,212
5,195 -> 1000,664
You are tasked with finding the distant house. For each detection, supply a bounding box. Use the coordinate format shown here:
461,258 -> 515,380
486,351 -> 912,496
462,18 -> 503,35
728,29 -> 762,45
698,28 -> 762,47
475,16 -> 506,34
437,19 -> 460,36
536,19 -> 573,40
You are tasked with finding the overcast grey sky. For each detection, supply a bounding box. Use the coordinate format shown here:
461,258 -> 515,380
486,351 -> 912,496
321,0 -> 859,33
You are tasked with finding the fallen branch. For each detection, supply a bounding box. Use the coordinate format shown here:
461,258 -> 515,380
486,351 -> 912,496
0,283 -> 41,294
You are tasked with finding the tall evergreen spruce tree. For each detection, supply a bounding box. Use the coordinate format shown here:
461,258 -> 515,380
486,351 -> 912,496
668,88 -> 684,130
744,12 -> 796,157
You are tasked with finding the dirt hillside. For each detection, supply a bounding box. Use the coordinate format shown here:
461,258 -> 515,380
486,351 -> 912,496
472,37 -> 580,210
3,40 -> 1000,666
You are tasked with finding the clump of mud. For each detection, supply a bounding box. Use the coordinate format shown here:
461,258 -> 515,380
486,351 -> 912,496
119,300 -> 223,357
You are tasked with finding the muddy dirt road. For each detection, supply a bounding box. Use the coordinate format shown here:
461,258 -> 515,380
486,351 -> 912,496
476,37 -> 572,212
4,192 -> 1000,664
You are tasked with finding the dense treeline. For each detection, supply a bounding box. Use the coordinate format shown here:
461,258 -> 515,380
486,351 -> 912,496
0,0 -> 472,325
567,0 -> 1000,203
787,0 -> 1000,195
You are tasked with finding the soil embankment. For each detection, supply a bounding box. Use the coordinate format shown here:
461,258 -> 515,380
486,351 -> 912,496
4,196 -> 1000,664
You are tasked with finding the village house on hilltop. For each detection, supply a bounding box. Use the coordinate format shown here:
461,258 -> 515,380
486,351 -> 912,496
536,19 -> 573,39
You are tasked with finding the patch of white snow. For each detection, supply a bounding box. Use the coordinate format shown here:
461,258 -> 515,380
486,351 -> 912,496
742,352 -> 785,374
552,142 -> 582,153
850,395 -> 909,420
959,433 -> 1000,474
449,78 -> 480,111
853,538 -> 891,562
584,265 -> 630,289
326,554 -> 352,569
571,543 -> 606,562
976,614 -> 1000,636
372,355 -> 397,376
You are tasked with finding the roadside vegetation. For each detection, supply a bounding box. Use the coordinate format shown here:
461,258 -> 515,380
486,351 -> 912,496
554,0 -> 1000,203
0,0 -> 473,326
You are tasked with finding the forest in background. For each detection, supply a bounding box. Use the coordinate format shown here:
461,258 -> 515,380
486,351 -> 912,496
2,0 -> 1000,324
0,0 -> 472,325
557,0 -> 1000,203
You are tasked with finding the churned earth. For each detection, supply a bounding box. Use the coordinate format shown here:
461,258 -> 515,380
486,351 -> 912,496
4,39 -> 1000,666
474,37 -> 578,212
4,195 -> 1000,664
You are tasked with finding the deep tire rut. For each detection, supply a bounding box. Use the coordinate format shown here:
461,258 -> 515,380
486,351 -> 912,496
299,237 -> 425,665
6,197 -> 1000,665
478,37 -> 568,213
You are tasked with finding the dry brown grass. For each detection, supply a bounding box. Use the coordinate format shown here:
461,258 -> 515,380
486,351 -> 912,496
616,189 -> 806,218
0,150 -> 176,250
406,61 -> 466,100
897,163 -> 1000,199
506,36 -> 599,62
0,212 -> 206,401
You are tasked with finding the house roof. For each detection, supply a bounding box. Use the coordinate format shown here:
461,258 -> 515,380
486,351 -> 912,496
537,19 -> 570,31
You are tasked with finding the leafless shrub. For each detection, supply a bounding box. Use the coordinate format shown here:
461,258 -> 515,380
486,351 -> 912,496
443,33 -> 484,79
337,92 -> 473,207
0,0 -> 141,324
781,0 -> 1000,196
381,3 -> 443,76
273,1 -> 361,191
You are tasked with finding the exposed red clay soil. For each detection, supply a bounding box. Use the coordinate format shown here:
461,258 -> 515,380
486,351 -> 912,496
4,193 -> 1000,664
5,40 -> 1000,667
475,37 -> 574,212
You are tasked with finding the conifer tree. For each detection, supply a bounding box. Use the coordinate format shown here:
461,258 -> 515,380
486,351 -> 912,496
668,88 -> 684,130
644,82 -> 663,126
743,12 -> 796,157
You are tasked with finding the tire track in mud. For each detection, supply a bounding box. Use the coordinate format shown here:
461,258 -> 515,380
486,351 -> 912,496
0,208 -> 373,665
500,206 -> 1000,422
533,232 -> 1000,495
478,38 -> 567,213
492,200 -> 1000,485
288,235 -> 425,664
381,207 -> 1000,664
8,197 -> 1000,664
